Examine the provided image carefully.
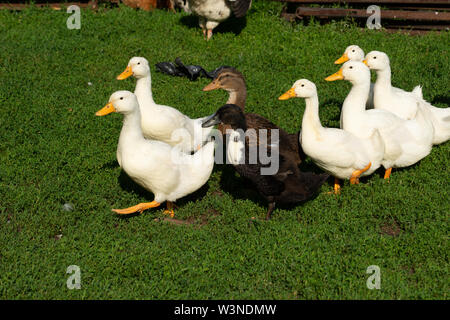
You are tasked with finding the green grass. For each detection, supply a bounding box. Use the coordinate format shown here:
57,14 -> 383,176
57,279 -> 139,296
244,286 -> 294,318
0,1 -> 449,299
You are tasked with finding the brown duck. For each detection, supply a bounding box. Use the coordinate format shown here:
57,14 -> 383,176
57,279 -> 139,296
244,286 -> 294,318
202,104 -> 328,219
203,67 -> 304,165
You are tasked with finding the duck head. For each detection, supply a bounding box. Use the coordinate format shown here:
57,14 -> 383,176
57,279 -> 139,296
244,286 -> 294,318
363,51 -> 390,71
201,104 -> 247,130
278,79 -> 317,100
335,45 -> 365,64
117,57 -> 150,80
96,90 -> 138,116
203,67 -> 246,92
325,61 -> 370,85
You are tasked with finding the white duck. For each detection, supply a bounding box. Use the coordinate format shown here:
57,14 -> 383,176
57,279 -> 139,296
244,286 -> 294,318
279,79 -> 384,193
95,90 -> 215,216
326,61 -> 434,179
117,57 -> 213,153
334,45 -> 422,109
188,0 -> 252,40
364,51 -> 450,145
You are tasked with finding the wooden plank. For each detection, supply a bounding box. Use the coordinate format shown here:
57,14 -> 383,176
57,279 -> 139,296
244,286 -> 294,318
383,28 -> 441,35
294,7 -> 450,21
381,20 -> 450,28
389,7 -> 450,10
280,11 -> 446,33
274,0 -> 450,4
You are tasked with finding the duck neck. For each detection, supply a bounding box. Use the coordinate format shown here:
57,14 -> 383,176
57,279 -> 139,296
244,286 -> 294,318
341,80 -> 370,127
119,109 -> 145,145
134,74 -> 155,105
302,94 -> 323,131
226,86 -> 246,110
374,66 -> 392,90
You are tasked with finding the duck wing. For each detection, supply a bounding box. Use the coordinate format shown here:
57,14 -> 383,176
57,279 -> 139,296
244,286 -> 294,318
276,153 -> 329,204
231,141 -> 286,199
245,113 -> 303,165
286,130 -> 305,163
228,0 -> 252,18
234,150 -> 327,204
233,163 -> 285,200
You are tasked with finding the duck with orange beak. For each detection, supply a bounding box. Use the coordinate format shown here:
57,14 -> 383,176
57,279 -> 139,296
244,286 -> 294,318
364,51 -> 450,145
95,90 -> 215,216
279,79 -> 383,194
202,67 -> 304,165
334,45 -> 423,109
117,57 -> 214,154
325,61 -> 433,180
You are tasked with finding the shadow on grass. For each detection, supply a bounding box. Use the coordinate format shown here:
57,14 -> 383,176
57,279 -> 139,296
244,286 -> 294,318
113,149 -> 332,220
101,160 -> 119,170
116,169 -> 211,218
431,95 -> 449,106
179,14 -> 247,37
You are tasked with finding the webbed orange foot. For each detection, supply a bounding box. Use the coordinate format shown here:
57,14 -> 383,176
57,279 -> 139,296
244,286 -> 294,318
327,178 -> 341,195
384,168 -> 392,181
163,201 -> 176,218
350,162 -> 371,185
112,201 -> 160,215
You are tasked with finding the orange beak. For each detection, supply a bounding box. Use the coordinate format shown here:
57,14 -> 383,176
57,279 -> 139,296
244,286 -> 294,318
95,102 -> 116,116
334,53 -> 349,64
203,80 -> 220,91
325,68 -> 344,81
362,59 -> 369,66
117,66 -> 133,80
278,88 -> 296,100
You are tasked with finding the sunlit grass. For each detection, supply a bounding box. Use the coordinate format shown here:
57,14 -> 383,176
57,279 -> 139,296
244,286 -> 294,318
0,1 -> 448,299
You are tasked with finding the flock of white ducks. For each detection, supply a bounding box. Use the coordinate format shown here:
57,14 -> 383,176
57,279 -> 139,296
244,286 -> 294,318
280,45 -> 448,192
97,58 -> 216,217
335,45 -> 450,145
116,57 -> 214,154
96,45 -> 449,217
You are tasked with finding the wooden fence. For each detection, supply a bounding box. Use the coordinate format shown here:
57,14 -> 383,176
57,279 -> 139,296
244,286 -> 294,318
275,0 -> 450,34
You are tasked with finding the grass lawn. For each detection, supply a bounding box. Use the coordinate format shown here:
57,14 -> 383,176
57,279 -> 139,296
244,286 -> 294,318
0,1 -> 448,299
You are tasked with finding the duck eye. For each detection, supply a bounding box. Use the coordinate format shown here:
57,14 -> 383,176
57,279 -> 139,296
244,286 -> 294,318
120,97 -> 123,100
301,84 -> 305,87
349,66 -> 353,69
352,50 -> 355,52
373,56 -> 377,59
137,62 -> 141,65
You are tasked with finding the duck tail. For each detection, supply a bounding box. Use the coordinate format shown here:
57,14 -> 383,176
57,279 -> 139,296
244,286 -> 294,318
411,85 -> 423,100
